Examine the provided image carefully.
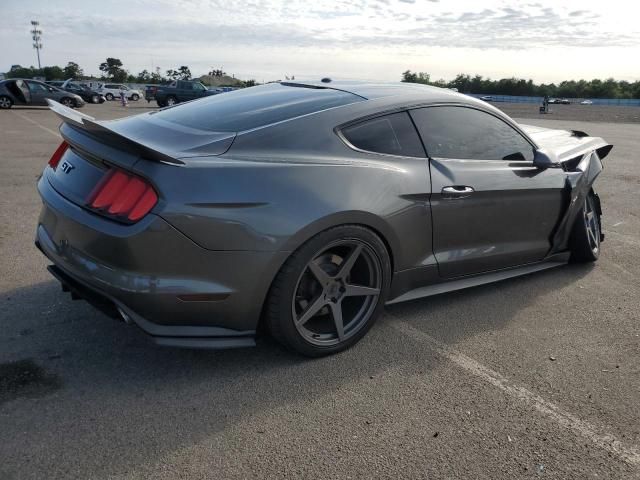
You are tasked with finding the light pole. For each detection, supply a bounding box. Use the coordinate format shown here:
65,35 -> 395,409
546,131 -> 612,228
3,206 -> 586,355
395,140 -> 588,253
30,20 -> 43,69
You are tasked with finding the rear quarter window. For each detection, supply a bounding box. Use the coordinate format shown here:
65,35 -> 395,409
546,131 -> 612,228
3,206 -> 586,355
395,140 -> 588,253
150,83 -> 363,132
341,112 -> 425,158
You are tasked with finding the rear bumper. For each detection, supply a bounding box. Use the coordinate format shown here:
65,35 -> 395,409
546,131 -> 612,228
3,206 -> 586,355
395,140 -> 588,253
42,262 -> 256,349
36,176 -> 288,348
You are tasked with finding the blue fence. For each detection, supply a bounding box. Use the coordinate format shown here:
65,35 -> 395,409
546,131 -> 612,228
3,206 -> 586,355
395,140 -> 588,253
466,93 -> 640,107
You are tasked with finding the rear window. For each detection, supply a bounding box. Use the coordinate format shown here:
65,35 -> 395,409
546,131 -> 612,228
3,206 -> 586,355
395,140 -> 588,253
151,83 -> 363,132
341,112 -> 425,157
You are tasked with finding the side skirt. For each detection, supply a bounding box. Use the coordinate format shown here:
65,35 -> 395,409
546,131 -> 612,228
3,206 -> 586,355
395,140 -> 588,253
386,253 -> 569,306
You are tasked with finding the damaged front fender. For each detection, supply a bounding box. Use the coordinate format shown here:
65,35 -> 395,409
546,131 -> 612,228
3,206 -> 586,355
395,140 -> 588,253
549,151 -> 605,254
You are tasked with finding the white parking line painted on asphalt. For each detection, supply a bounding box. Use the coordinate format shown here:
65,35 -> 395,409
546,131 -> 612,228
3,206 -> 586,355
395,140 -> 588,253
392,320 -> 640,467
11,111 -> 61,139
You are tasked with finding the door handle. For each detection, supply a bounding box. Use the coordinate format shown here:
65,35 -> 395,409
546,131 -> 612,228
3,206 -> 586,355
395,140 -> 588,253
441,185 -> 475,199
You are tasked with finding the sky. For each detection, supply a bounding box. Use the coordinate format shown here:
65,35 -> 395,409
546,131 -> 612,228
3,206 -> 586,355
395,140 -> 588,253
1,0 -> 639,84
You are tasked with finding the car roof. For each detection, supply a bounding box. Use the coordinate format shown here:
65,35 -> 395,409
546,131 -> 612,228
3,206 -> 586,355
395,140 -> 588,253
281,80 -> 468,103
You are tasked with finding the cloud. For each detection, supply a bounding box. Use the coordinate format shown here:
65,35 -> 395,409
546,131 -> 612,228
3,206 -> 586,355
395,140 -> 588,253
2,0 -> 638,78
569,10 -> 589,17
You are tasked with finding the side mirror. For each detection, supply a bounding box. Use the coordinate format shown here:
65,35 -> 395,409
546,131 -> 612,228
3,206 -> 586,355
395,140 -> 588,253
533,149 -> 561,169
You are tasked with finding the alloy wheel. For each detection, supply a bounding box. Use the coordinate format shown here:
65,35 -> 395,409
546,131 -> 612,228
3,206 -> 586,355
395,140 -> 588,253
292,239 -> 382,347
584,196 -> 600,253
0,97 -> 11,108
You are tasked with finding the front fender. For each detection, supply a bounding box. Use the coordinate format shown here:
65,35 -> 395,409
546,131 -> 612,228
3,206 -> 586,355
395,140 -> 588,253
549,150 -> 605,254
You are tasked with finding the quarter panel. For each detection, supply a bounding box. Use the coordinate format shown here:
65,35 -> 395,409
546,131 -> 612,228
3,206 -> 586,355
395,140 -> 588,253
149,158 -> 435,272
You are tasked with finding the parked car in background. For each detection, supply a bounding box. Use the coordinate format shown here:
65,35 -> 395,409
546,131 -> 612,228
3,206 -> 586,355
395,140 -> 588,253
61,80 -> 105,104
480,95 -> 493,101
155,80 -> 218,106
0,79 -> 84,109
549,98 -> 571,105
97,83 -> 142,101
581,100 -> 594,105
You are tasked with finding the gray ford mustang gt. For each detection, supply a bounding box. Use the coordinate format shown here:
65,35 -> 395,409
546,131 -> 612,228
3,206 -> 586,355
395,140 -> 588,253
36,81 -> 612,356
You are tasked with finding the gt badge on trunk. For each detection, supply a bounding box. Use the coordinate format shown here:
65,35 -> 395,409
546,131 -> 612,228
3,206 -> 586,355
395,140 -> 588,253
60,161 -> 75,174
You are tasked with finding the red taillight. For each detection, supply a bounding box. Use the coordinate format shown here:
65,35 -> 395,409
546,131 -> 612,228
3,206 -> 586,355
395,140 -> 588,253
48,141 -> 69,169
86,168 -> 158,222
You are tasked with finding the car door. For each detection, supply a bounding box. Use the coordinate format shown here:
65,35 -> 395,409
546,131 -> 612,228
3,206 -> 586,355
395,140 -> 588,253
192,82 -> 207,98
410,105 -> 566,278
25,80 -> 49,105
13,80 -> 31,104
176,81 -> 194,101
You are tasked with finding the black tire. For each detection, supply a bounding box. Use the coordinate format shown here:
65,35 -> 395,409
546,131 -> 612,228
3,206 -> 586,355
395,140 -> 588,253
91,94 -> 99,104
569,192 -> 601,263
0,95 -> 12,109
266,225 -> 391,357
131,94 -> 139,101
105,93 -> 114,101
166,95 -> 177,106
156,100 -> 166,108
60,97 -> 74,108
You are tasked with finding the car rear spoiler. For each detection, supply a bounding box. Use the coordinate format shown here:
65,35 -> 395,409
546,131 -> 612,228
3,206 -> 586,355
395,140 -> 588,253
47,99 -> 186,165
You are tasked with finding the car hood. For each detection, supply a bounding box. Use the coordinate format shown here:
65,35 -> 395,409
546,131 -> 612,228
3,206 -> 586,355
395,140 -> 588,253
520,124 -> 612,163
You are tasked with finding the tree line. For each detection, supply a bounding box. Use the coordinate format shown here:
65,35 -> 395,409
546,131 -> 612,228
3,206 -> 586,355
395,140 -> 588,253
402,70 -> 640,99
5,58 -> 257,87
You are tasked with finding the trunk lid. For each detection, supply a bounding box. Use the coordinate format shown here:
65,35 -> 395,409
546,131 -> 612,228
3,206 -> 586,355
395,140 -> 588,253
47,99 -> 236,163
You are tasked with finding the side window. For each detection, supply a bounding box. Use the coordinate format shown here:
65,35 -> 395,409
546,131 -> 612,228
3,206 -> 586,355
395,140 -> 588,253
341,112 -> 425,158
26,81 -> 48,93
410,106 -> 535,161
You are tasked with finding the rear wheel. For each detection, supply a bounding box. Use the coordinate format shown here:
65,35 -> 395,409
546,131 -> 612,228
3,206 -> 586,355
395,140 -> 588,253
570,192 -> 601,263
105,93 -> 114,101
60,97 -> 74,108
131,93 -> 139,101
91,94 -> 99,104
166,95 -> 177,106
266,225 -> 391,357
0,96 -> 12,109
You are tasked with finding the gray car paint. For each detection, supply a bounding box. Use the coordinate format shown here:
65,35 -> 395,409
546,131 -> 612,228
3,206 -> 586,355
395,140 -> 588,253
36,82 -> 611,348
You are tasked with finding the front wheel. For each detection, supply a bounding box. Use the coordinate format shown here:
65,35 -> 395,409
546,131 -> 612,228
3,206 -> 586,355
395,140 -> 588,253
570,192 -> 601,263
266,225 -> 391,357
105,93 -> 114,101
60,97 -> 74,108
91,94 -> 99,104
166,96 -> 177,106
131,94 -> 139,101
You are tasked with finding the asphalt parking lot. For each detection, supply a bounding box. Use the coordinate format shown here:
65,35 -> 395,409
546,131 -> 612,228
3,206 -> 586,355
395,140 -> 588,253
1,101 -> 639,479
